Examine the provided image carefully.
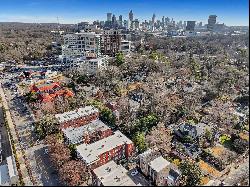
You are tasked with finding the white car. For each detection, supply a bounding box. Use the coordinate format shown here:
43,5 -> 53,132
131,170 -> 138,176
44,149 -> 49,154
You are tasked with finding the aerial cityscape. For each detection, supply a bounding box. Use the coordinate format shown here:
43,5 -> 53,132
0,0 -> 249,186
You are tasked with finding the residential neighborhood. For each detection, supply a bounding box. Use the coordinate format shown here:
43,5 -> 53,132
0,0 -> 249,186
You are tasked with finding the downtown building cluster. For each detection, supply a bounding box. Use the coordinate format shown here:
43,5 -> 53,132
74,11 -> 230,37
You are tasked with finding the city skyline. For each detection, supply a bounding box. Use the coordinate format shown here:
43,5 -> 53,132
0,0 -> 249,26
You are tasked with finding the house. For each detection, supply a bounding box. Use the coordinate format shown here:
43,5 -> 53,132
178,122 -> 211,139
30,82 -> 74,102
0,156 -> 18,186
139,149 -> 181,186
92,160 -> 138,186
30,82 -> 60,92
76,131 -> 134,169
62,119 -> 112,145
55,106 -> 99,129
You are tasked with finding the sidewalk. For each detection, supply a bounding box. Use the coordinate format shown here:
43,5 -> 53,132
0,82 -> 34,185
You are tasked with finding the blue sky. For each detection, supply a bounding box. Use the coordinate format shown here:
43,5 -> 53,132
0,0 -> 248,25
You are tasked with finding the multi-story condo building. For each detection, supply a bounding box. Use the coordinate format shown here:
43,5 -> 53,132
76,130 -> 134,169
55,106 -> 99,129
100,30 -> 121,57
62,119 -> 112,145
61,31 -> 101,61
68,56 -> 109,75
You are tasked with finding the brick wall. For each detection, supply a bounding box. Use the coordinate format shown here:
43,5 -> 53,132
59,112 -> 99,129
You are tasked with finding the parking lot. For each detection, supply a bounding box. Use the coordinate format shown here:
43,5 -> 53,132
34,146 -> 64,186
1,73 -> 61,185
0,103 -> 12,165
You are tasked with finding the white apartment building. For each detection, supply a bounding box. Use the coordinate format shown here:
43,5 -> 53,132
68,56 -> 109,74
61,32 -> 101,61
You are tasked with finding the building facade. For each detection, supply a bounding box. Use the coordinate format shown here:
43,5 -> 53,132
100,30 -> 121,57
62,32 -> 101,61
76,131 -> 134,169
62,119 -> 112,145
68,56 -> 108,75
55,106 -> 99,129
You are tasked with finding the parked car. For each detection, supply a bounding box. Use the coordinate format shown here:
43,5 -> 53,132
131,170 -> 138,176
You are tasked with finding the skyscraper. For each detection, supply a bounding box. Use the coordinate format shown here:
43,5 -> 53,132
107,13 -> 112,22
165,17 -> 170,25
162,16 -> 165,27
112,14 -> 117,27
119,15 -> 123,27
129,10 -> 133,22
134,19 -> 140,30
186,21 -> 196,31
184,21 -> 187,27
151,14 -> 156,31
207,15 -> 217,31
152,13 -> 156,23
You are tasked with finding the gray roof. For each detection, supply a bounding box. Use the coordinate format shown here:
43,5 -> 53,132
76,131 -> 132,165
149,156 -> 171,172
62,120 -> 110,144
55,106 -> 99,123
93,160 -> 137,186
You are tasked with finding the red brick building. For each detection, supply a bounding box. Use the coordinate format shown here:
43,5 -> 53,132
101,30 -> 121,57
62,119 -> 112,145
55,106 -> 99,129
76,130 -> 134,169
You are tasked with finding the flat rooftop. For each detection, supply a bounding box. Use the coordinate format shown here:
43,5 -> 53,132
62,120 -> 110,144
149,156 -> 171,172
93,160 -> 137,186
76,131 -> 132,165
55,105 -> 99,123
